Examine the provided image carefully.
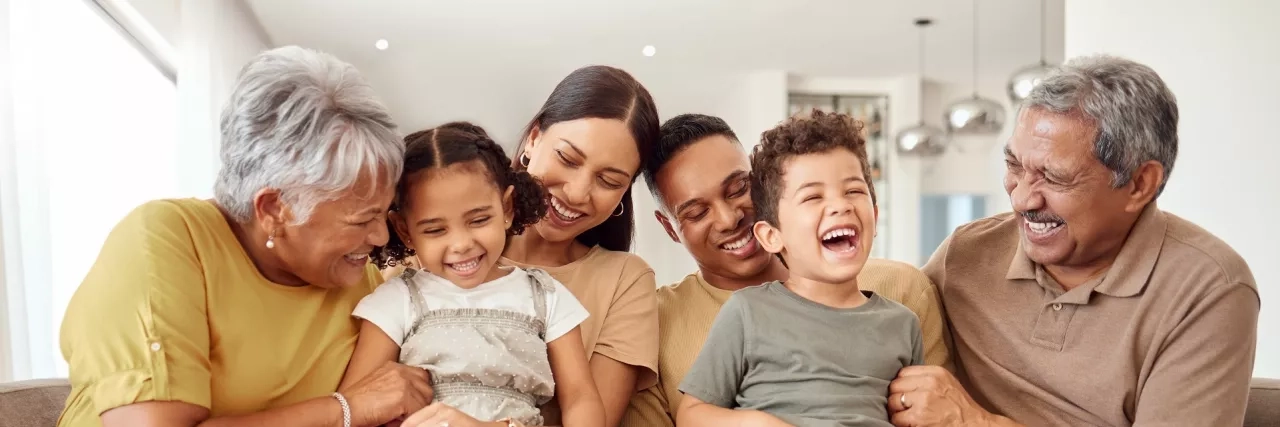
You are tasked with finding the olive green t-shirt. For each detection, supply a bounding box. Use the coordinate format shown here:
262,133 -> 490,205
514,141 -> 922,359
678,281 -> 923,427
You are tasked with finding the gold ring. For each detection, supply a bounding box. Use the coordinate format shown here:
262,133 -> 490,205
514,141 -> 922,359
900,393 -> 909,408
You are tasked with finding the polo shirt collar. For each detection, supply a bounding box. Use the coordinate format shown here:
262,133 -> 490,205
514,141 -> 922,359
1006,241 -> 1037,281
1095,203 -> 1166,297
1005,203 -> 1167,298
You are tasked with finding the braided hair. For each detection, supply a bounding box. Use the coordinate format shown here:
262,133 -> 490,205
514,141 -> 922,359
372,121 -> 548,269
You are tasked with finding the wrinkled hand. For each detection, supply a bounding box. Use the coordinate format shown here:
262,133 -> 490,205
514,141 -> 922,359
339,361 -> 435,426
887,365 -> 994,427
400,403 -> 496,427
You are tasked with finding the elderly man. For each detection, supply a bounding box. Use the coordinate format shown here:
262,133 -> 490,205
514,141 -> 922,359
620,113 -> 951,427
887,55 -> 1260,426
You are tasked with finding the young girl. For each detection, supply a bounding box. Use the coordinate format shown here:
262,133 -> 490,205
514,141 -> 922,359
341,122 -> 605,427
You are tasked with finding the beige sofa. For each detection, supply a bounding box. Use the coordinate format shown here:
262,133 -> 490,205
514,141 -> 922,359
3,377 -> 1279,426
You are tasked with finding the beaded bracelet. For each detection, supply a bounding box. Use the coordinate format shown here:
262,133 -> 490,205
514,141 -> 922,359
332,392 -> 351,427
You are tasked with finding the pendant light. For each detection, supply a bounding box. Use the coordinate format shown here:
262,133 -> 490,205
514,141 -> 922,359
943,0 -> 1005,134
896,18 -> 948,156
1007,0 -> 1053,103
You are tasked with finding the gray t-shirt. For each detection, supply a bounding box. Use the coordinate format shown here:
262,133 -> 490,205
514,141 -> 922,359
678,281 -> 923,427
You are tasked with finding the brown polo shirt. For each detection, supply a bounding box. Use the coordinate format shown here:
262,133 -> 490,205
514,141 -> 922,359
925,203 -> 1259,426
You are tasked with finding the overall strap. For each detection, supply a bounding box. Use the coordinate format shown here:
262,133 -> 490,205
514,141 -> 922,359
525,268 -> 555,340
400,269 -> 430,334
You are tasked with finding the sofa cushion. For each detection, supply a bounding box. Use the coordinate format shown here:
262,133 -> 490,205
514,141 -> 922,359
0,378 -> 70,427
0,377 -> 1277,426
1247,377 -> 1280,427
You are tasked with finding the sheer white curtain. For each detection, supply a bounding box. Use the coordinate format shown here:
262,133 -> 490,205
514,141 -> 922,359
0,0 -> 180,381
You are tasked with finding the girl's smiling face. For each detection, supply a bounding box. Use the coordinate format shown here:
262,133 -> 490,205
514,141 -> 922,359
392,162 -> 513,287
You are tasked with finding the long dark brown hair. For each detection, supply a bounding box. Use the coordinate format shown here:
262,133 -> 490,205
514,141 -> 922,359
512,65 -> 659,252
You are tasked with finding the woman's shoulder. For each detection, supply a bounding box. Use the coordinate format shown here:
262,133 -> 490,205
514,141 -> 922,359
130,197 -> 220,218
103,198 -> 252,278
582,246 -> 654,277
118,198 -> 226,241
577,247 -> 656,296
508,247 -> 656,292
64,199 -> 232,343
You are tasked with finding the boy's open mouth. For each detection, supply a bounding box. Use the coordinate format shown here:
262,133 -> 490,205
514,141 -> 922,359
820,226 -> 859,253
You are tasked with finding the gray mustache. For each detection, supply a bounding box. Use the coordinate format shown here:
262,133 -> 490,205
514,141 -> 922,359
1020,210 -> 1064,223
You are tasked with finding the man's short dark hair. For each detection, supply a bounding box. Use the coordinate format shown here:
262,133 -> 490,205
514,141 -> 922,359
750,109 -> 877,227
643,114 -> 739,201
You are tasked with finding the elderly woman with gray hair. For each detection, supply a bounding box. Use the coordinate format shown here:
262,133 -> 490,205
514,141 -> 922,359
57,46 -> 431,427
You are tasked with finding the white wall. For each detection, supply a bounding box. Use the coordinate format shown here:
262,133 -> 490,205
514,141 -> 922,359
1064,0 -> 1280,378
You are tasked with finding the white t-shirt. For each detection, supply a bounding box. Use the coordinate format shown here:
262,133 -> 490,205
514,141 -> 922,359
353,266 -> 590,346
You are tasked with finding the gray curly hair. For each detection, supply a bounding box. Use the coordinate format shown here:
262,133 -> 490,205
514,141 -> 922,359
214,45 -> 404,224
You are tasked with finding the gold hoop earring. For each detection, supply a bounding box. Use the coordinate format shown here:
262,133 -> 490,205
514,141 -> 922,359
265,230 -> 276,249
612,204 -> 625,217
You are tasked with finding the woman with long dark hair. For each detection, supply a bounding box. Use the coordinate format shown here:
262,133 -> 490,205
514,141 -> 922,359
503,65 -> 660,427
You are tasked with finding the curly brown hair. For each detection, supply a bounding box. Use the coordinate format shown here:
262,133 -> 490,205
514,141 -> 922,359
372,121 -> 549,269
749,109 -> 877,228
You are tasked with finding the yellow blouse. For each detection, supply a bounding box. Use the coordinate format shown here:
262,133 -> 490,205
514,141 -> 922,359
57,198 -> 381,426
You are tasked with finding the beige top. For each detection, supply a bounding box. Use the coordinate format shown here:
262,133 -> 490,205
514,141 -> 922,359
502,246 -> 659,424
621,258 -> 952,427
925,203 -> 1259,426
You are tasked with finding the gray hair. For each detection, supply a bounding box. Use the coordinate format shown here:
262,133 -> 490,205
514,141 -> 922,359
1022,54 -> 1179,196
214,45 -> 404,224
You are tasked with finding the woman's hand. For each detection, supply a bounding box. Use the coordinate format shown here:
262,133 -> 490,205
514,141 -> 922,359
340,360 -> 435,426
400,403 -> 502,427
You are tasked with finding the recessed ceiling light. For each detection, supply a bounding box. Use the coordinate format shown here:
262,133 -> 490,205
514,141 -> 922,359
642,45 -> 656,57
375,39 -> 389,50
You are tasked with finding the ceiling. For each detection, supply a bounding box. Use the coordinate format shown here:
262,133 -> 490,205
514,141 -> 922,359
117,0 -> 1064,138
242,0 -> 1063,86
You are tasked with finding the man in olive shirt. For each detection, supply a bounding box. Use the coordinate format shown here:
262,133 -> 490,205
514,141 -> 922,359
887,55 -> 1260,426
621,114 -> 950,427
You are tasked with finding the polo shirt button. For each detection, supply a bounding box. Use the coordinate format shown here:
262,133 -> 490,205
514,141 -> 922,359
150,342 -> 161,352
1052,303 -> 1062,311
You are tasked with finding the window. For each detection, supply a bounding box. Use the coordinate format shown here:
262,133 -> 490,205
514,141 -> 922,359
1,0 -> 179,380
919,194 -> 987,265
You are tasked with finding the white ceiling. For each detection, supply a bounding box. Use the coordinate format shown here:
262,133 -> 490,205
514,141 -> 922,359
118,0 -> 1065,139
242,0 -> 1063,86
